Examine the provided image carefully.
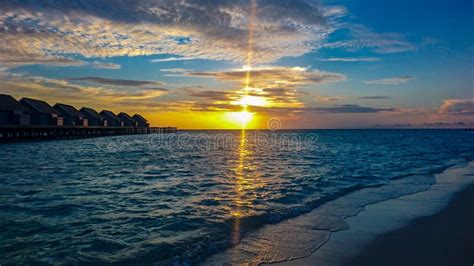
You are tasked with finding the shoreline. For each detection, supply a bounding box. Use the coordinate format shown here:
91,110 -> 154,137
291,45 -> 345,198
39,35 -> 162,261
203,160 -> 474,265
348,184 -> 474,265
274,161 -> 474,266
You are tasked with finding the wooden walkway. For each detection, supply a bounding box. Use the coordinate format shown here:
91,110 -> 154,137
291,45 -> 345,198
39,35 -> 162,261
0,126 -> 177,142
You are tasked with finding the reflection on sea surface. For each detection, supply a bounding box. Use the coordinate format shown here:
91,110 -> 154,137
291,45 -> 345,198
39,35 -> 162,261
232,130 -> 246,245
0,130 -> 473,264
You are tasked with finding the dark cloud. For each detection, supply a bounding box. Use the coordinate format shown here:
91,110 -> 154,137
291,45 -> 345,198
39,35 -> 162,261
374,123 -> 412,128
68,77 -> 163,87
316,96 -> 341,102
145,87 -> 169,92
2,0 -> 326,29
0,73 -> 168,111
190,102 -> 242,112
309,104 -> 395,114
423,121 -> 469,127
187,90 -> 235,101
191,102 -> 395,114
0,55 -> 86,67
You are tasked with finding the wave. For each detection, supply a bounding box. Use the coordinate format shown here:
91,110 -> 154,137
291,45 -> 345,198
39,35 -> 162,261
1,130 -> 473,265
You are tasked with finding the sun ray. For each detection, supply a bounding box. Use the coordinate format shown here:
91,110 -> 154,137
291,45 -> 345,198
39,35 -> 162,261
233,0 -> 258,129
244,0 -> 257,93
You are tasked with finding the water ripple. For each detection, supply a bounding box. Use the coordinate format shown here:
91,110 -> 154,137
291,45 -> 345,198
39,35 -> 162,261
0,130 -> 473,264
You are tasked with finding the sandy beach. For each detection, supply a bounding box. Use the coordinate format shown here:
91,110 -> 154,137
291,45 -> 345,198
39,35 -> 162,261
348,184 -> 474,266
274,161 -> 474,266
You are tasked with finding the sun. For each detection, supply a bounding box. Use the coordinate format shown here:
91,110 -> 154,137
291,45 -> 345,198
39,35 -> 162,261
227,111 -> 254,128
226,94 -> 267,128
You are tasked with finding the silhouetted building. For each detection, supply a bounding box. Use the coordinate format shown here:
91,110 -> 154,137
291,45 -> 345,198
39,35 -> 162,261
20,97 -> 63,126
132,114 -> 149,128
0,94 -> 30,126
80,107 -> 107,127
54,103 -> 88,127
100,110 -> 121,127
118,112 -> 135,127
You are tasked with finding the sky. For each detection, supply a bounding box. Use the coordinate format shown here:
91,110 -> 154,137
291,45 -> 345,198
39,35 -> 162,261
0,0 -> 473,129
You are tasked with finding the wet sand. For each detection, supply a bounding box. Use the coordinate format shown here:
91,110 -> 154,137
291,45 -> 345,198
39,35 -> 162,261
348,184 -> 474,266
275,161 -> 474,266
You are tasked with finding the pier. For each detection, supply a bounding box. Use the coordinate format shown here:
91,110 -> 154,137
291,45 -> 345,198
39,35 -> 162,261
0,126 -> 177,143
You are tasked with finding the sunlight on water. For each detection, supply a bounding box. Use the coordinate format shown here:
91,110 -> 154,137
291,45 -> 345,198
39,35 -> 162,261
0,130 -> 473,264
232,130 -> 247,244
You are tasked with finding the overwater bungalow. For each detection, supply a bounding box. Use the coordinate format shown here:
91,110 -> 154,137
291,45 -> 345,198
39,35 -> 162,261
80,107 -> 107,127
100,110 -> 121,127
132,114 -> 149,128
118,112 -> 135,127
54,103 -> 88,127
1,95 -> 176,142
20,97 -> 64,126
0,94 -> 30,126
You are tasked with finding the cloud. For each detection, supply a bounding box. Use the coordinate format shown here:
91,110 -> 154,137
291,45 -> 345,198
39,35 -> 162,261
438,99 -> 474,115
0,55 -> 86,67
423,121 -> 471,127
0,71 -> 169,113
0,67 -> 404,129
321,6 -> 348,18
151,57 -> 199,63
0,0 -> 344,65
161,68 -> 191,73
140,87 -> 169,92
90,61 -> 121,69
68,77 -> 163,87
182,66 -> 344,111
308,104 -> 395,114
372,119 -> 474,129
187,90 -> 235,101
0,56 -> 120,70
364,76 -> 414,85
326,25 -> 417,54
318,57 -> 381,62
189,101 -> 395,115
358,96 -> 390,99
380,123 -> 413,128
185,86 -> 306,109
0,1 -> 419,67
316,96 -> 341,102
185,66 -> 346,88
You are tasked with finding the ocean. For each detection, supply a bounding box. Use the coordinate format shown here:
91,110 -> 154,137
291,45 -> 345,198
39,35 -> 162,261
1,130 -> 473,265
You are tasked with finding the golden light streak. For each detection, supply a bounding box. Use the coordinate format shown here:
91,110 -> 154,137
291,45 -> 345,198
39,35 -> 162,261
244,0 -> 257,93
233,0 -> 258,129
232,130 -> 246,244
232,0 -> 258,245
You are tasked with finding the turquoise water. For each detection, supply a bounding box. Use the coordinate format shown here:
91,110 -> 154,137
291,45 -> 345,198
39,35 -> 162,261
0,130 -> 473,264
